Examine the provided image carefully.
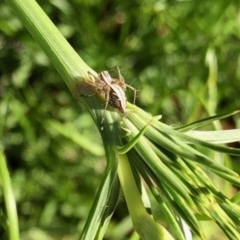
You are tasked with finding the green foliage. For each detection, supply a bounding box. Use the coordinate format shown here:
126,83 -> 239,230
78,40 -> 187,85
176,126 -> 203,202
1,0 -> 240,239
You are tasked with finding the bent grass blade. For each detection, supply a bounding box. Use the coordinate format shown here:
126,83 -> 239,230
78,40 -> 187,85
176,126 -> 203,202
118,115 -> 161,154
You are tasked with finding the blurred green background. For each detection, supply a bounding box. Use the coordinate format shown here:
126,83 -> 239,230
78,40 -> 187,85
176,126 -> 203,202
1,0 -> 240,239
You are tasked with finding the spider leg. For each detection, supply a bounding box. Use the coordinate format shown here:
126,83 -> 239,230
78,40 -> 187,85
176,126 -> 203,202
116,66 -> 125,83
101,87 -> 110,123
88,71 -> 99,82
87,71 -> 109,94
125,84 -> 138,104
114,67 -> 138,104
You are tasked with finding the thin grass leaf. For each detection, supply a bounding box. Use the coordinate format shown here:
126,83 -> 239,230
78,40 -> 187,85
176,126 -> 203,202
161,186 -> 204,239
128,149 -> 203,239
173,130 -> 240,156
208,205 -> 240,239
128,153 -> 186,240
184,161 -> 229,198
80,165 -> 120,240
118,115 -> 161,154
139,121 -> 240,182
132,118 -> 240,185
131,161 -> 185,240
80,112 -> 122,239
0,149 -> 20,240
185,129 -> 240,144
124,118 -> 194,203
231,191 -> 240,204
150,118 -> 240,157
0,210 -> 8,235
128,160 -> 152,213
175,110 -> 240,131
118,154 -> 174,240
220,203 -> 240,221
126,107 -> 240,239
96,176 -> 120,239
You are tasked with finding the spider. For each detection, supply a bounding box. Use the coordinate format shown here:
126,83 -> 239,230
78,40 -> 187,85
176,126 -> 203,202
87,67 -> 137,117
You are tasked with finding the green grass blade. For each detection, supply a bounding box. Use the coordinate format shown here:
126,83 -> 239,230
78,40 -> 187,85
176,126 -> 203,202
123,118 -> 194,204
231,191 -> 240,204
135,118 -> 239,182
118,115 -> 161,154
175,110 -> 240,131
118,154 -> 175,240
177,131 -> 240,156
80,165 -> 120,240
131,160 -> 189,240
185,129 -> 240,144
80,111 -> 123,239
0,149 -> 20,240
